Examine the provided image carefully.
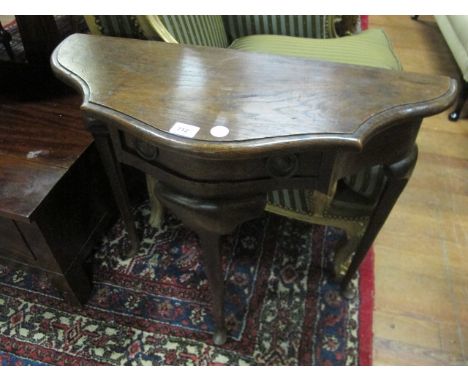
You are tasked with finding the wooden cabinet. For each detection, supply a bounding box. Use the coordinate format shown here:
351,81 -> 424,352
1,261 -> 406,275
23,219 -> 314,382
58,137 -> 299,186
0,90 -> 116,305
0,218 -> 36,263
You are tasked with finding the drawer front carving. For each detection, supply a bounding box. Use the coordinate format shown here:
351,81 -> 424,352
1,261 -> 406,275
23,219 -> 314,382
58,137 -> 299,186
135,139 -> 159,161
266,154 -> 299,178
123,133 -> 159,162
121,131 -> 322,182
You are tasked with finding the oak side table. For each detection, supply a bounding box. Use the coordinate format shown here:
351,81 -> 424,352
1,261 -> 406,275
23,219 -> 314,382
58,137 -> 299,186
51,34 -> 457,345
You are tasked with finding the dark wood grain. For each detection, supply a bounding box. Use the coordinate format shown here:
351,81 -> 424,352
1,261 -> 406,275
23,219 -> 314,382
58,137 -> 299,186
52,34 -> 457,158
0,218 -> 35,262
0,155 -> 67,221
0,92 -> 92,169
0,89 -> 93,221
0,80 -> 115,305
0,144 -> 116,304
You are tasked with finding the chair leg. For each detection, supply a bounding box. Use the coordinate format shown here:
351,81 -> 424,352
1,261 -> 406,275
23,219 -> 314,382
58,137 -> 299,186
332,221 -> 367,280
448,81 -> 468,121
146,175 -> 165,229
86,119 -> 140,258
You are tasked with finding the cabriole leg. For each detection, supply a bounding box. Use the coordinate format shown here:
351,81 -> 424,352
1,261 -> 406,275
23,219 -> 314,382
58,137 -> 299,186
340,146 -> 419,299
154,181 -> 266,345
86,118 -> 140,257
198,231 -> 227,345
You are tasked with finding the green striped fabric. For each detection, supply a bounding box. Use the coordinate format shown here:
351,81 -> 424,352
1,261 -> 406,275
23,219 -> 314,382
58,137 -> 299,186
157,15 -> 229,48
85,16 -> 146,39
342,165 -> 386,200
267,166 -> 386,218
267,189 -> 311,215
230,29 -> 402,70
222,16 -> 338,41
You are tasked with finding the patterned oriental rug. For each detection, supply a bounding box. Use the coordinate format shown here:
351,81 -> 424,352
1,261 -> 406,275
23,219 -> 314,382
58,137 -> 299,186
0,202 -> 374,366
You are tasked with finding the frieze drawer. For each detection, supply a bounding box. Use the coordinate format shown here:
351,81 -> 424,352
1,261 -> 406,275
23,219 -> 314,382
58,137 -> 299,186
120,131 -> 323,182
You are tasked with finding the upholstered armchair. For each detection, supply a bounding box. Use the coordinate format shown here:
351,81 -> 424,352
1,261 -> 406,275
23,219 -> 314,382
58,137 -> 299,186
84,15 -> 401,287
434,16 -> 468,121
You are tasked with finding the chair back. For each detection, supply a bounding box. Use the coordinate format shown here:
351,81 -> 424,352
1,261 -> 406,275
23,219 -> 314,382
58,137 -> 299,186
85,16 -> 346,46
84,16 -> 146,39
222,16 -> 339,41
140,15 -> 229,48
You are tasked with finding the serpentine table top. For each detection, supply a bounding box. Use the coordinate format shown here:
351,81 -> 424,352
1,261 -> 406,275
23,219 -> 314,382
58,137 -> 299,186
51,33 -> 456,157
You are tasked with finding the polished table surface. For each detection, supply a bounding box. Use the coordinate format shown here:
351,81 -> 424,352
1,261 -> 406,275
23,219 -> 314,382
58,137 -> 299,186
51,33 -> 457,344
52,34 -> 456,155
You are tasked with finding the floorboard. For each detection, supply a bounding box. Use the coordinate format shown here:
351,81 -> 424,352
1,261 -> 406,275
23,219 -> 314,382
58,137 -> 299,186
370,15 -> 468,365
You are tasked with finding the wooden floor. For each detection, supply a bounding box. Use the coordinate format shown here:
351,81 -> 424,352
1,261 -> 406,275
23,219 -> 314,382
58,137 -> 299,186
369,16 -> 468,365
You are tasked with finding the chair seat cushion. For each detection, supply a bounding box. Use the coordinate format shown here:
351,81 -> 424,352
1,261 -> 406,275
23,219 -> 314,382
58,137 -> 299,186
229,29 -> 402,70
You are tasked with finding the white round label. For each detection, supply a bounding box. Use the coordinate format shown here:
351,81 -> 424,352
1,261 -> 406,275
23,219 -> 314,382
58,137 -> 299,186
210,125 -> 230,138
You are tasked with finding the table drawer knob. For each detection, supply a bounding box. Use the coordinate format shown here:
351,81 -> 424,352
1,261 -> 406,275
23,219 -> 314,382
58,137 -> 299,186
266,154 -> 298,178
135,140 -> 159,161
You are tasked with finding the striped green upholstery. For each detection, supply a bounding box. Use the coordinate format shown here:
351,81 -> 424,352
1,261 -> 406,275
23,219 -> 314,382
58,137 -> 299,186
222,15 -> 339,41
230,29 -> 402,70
268,189 -> 311,216
267,165 -> 386,218
85,16 -> 229,48
157,15 -> 229,48
267,165 -> 386,216
343,164 -> 386,200
84,16 -> 146,39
